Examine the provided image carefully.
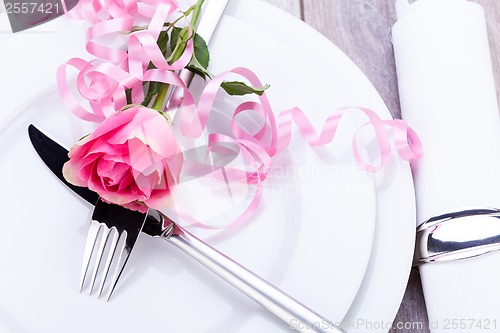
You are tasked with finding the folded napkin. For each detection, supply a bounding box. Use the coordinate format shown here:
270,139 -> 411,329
392,0 -> 500,331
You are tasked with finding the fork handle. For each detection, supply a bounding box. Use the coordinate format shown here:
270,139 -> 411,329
161,222 -> 345,333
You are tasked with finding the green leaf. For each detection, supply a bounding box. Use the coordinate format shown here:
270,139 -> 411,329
221,81 -> 270,96
157,30 -> 170,56
193,32 -> 209,69
186,63 -> 211,80
167,26 -> 189,64
185,32 -> 211,80
186,55 -> 212,80
141,81 -> 163,107
169,26 -> 181,52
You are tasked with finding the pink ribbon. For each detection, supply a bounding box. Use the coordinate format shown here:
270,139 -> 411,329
58,0 -> 423,228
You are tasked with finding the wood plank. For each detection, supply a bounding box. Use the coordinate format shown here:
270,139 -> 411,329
390,269 -> 430,332
259,0 -> 302,18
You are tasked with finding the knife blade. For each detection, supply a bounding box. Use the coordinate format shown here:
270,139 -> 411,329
28,124 -> 99,205
28,126 -> 345,333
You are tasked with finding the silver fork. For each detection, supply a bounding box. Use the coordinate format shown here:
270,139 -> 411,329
79,198 -> 147,300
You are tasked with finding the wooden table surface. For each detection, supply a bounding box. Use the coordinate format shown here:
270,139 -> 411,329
260,1 -> 500,332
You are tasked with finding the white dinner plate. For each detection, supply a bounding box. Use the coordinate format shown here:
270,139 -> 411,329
0,1 -> 416,332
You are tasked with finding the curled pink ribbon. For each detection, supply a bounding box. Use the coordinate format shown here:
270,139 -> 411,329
58,0 -> 423,228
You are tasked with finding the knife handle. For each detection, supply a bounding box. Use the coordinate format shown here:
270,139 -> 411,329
161,222 -> 345,333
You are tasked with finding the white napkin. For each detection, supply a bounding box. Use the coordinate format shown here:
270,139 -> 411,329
392,0 -> 500,332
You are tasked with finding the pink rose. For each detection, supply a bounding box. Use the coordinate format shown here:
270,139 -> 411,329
63,106 -> 183,212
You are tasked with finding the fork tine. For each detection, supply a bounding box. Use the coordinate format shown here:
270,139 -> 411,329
79,221 -> 103,292
105,231 -> 132,301
88,225 -> 110,294
96,228 -> 121,298
82,199 -> 147,300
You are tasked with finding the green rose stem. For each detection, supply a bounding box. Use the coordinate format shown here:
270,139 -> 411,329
151,0 -> 205,116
